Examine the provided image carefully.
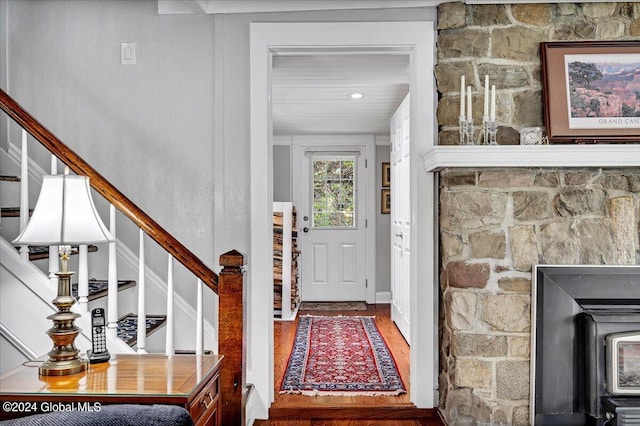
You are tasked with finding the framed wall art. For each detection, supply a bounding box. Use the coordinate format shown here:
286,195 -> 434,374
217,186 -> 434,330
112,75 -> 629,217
381,188 -> 390,214
541,41 -> 640,144
381,162 -> 391,187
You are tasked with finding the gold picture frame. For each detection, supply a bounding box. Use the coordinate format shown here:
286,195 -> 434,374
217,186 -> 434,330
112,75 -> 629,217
541,40 -> 640,143
381,188 -> 390,214
381,162 -> 391,187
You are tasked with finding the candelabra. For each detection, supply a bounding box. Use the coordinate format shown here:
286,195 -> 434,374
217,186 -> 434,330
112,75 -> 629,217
481,116 -> 490,145
488,120 -> 498,145
459,117 -> 476,145
480,117 -> 498,145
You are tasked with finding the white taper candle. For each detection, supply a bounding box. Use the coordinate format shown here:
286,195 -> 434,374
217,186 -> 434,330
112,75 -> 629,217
460,75 -> 465,118
490,85 -> 496,121
467,86 -> 472,121
484,75 -> 489,117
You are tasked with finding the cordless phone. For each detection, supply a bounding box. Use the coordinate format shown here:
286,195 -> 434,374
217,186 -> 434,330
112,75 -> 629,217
87,308 -> 110,364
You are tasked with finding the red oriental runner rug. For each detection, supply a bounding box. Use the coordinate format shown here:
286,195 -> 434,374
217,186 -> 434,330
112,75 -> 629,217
279,315 -> 406,396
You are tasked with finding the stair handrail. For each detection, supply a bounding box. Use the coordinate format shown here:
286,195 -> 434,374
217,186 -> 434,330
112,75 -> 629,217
0,89 -> 218,293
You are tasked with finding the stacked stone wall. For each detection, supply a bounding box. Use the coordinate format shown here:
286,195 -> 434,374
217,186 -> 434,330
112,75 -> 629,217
439,168 -> 640,425
436,4 -> 640,424
436,2 -> 640,145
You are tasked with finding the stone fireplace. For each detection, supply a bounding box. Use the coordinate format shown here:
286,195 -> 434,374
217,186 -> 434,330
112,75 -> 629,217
438,167 -> 640,425
434,2 -> 640,424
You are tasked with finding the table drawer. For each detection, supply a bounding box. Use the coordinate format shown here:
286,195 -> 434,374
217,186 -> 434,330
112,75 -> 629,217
189,373 -> 220,425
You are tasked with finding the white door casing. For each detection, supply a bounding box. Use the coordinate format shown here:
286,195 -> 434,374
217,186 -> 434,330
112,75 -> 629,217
250,22 -> 437,416
390,94 -> 411,343
295,140 -> 371,302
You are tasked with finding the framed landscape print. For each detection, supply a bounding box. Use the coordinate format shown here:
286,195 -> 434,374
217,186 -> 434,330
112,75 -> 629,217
541,41 -> 640,143
381,162 -> 391,187
381,188 -> 390,214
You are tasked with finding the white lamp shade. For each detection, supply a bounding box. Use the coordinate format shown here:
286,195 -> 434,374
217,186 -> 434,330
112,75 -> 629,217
13,175 -> 114,245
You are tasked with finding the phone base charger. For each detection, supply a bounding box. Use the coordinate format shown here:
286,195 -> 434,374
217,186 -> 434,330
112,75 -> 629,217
87,349 -> 110,364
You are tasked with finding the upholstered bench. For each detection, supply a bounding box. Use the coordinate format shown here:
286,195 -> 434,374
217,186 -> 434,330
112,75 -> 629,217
0,404 -> 194,426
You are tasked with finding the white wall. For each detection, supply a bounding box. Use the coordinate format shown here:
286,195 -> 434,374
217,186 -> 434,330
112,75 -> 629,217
375,143 -> 391,296
272,145 -> 291,202
215,6 -> 437,258
3,0 -> 217,311
0,335 -> 28,374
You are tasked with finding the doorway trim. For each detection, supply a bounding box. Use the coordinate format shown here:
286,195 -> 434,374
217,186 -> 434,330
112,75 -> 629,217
249,21 -> 437,417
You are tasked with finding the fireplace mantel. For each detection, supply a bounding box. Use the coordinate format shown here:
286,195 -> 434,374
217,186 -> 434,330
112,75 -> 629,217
422,144 -> 640,172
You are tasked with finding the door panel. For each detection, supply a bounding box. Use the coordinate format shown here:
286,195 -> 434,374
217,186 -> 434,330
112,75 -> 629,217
391,94 -> 411,343
312,244 -> 328,283
341,244 -> 356,283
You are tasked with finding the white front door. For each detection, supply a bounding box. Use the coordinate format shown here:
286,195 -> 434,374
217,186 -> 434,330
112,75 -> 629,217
298,149 -> 367,301
390,94 -> 411,342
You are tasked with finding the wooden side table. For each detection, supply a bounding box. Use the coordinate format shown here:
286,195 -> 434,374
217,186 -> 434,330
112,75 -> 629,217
0,353 -> 223,426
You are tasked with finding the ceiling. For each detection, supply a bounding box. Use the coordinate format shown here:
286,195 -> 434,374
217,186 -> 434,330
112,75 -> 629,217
159,0 -> 600,15
158,0 -> 440,15
271,54 -> 410,135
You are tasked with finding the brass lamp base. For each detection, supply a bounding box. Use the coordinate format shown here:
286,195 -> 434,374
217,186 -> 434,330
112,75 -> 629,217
39,357 -> 87,376
39,270 -> 88,377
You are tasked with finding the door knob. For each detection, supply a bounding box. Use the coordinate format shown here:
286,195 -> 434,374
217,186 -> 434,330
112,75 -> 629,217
303,227 -> 309,233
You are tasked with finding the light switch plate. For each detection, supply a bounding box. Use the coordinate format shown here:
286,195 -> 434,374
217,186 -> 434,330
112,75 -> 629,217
121,43 -> 136,65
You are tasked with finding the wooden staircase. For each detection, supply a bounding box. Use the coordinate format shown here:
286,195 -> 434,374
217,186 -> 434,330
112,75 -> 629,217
0,88 -> 246,425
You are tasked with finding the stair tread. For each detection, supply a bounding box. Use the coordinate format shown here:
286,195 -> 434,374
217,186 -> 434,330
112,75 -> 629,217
117,313 -> 167,347
71,279 -> 136,301
17,245 -> 98,260
1,207 -> 33,218
0,175 -> 20,182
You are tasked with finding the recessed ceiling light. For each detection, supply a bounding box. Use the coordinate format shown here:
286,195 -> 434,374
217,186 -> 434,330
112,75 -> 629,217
348,92 -> 364,100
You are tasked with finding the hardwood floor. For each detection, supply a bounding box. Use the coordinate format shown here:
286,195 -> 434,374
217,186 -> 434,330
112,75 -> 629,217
255,304 -> 445,426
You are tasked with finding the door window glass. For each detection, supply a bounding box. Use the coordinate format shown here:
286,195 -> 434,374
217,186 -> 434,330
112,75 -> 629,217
311,157 -> 356,229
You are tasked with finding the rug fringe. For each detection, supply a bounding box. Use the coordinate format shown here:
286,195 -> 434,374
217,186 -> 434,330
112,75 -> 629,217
279,389 -> 407,397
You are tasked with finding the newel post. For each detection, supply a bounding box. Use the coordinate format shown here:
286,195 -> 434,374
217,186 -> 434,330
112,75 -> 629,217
218,249 -> 246,426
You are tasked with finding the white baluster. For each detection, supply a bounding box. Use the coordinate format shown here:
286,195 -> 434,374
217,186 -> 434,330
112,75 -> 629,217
108,361 -> 117,393
166,358 -> 173,394
196,278 -> 203,355
77,244 -> 89,313
165,255 -> 174,356
50,155 -> 58,175
136,229 -> 147,354
107,205 -> 118,340
18,130 -> 29,260
48,155 -> 59,285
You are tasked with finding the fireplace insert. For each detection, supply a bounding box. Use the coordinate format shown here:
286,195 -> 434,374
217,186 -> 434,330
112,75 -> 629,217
607,331 -> 640,396
532,265 -> 640,426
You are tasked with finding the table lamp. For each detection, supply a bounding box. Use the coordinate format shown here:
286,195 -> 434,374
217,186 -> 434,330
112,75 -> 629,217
13,174 -> 114,376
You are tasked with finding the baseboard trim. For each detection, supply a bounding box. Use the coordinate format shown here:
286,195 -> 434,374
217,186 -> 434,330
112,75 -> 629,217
376,291 -> 391,304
